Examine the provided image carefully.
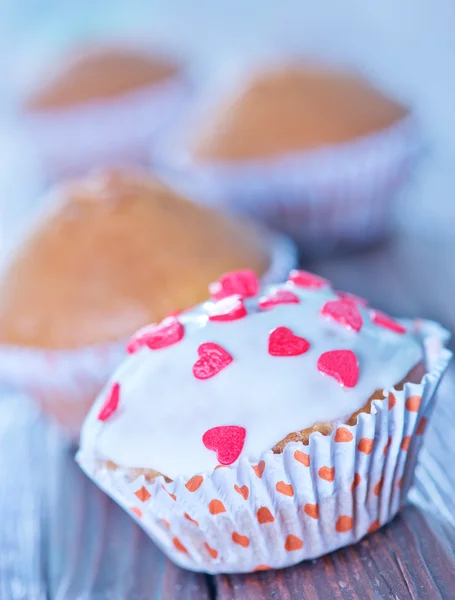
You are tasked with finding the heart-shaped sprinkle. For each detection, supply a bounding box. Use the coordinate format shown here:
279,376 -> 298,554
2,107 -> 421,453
288,269 -> 328,289
202,426 -> 246,465
259,289 -> 300,310
208,295 -> 247,322
317,350 -> 359,388
321,299 -> 363,332
127,316 -> 184,353
268,327 -> 310,357
370,310 -> 406,334
193,342 -> 233,379
336,290 -> 368,307
209,269 -> 259,301
98,382 -> 120,421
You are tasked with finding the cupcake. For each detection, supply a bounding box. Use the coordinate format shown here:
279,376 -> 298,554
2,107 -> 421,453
155,63 -> 420,251
77,269 -> 451,573
22,44 -> 188,179
0,169 -> 295,435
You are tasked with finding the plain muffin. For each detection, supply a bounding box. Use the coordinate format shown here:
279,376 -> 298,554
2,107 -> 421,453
0,169 -> 270,349
25,45 -> 180,111
192,64 -> 409,162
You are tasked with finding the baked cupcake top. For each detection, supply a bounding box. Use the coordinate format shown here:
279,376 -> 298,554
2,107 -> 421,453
25,45 -> 180,111
81,270 -> 423,479
0,170 -> 269,349
192,64 -> 409,162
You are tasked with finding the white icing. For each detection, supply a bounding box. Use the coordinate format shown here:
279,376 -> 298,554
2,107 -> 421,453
80,278 -> 423,479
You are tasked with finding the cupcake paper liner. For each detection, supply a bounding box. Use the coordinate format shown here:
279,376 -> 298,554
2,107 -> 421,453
77,320 -> 451,574
22,73 -> 189,181
0,232 -> 296,438
153,108 -> 421,252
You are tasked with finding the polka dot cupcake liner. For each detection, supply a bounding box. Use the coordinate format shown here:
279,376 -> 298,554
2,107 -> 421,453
0,232 -> 296,439
77,319 -> 451,573
21,71 -> 189,181
153,104 -> 421,252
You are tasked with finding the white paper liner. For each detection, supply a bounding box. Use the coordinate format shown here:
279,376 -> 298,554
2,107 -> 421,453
22,72 -> 189,181
77,319 -> 451,574
0,231 -> 296,437
152,81 -> 421,251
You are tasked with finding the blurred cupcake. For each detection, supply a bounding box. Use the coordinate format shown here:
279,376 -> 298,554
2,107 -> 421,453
22,44 -> 189,179
78,269 -> 450,573
154,63 -> 420,251
0,169 -> 296,436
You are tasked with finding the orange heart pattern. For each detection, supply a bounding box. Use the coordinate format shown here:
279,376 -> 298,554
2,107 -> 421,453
234,485 -> 250,500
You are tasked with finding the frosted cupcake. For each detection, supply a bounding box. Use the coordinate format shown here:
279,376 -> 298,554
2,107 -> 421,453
155,63 -> 419,251
77,269 -> 450,573
0,170 -> 295,435
22,44 -> 188,179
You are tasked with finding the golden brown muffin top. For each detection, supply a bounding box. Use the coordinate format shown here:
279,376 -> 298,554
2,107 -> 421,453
192,64 -> 409,162
0,170 -> 269,349
26,46 -> 179,111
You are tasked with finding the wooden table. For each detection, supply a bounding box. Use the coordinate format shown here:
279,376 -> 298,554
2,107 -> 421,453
1,223 -> 454,600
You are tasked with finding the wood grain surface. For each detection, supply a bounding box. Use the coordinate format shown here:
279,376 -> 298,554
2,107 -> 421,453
1,225 -> 454,600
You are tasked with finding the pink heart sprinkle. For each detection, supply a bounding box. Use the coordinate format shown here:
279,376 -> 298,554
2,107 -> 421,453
126,317 -> 184,353
193,342 -> 233,380
268,326 -> 310,357
259,290 -> 300,310
98,382 -> 120,421
321,299 -> 363,332
209,270 -> 259,301
202,426 -> 246,465
288,269 -> 328,289
370,310 -> 406,334
336,290 -> 369,307
317,350 -> 359,388
208,296 -> 247,322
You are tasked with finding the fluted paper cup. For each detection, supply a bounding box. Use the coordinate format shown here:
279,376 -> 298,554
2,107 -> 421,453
0,231 -> 296,438
77,320 -> 451,573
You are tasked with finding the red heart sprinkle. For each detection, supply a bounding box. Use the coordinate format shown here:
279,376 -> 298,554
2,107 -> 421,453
209,270 -> 259,301
259,290 -> 300,310
202,426 -> 246,465
288,269 -> 328,289
127,317 -> 184,353
370,310 -> 406,334
208,296 -> 247,322
317,350 -> 359,388
268,327 -> 310,357
193,342 -> 233,380
336,291 -> 369,307
321,299 -> 363,332
166,308 -> 185,317
98,382 -> 120,421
